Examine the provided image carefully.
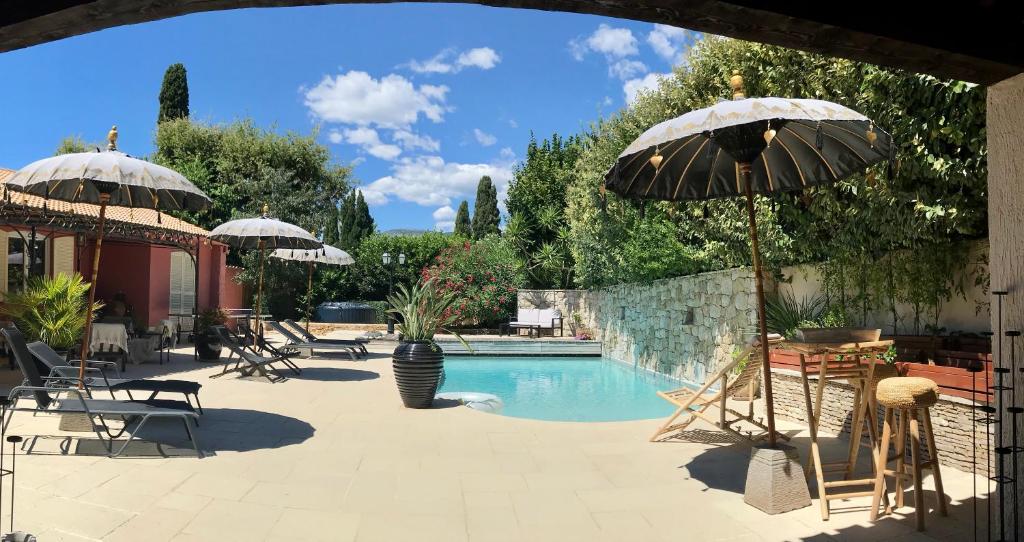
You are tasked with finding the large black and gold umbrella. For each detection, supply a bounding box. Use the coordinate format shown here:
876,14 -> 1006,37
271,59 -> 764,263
604,72 -> 893,446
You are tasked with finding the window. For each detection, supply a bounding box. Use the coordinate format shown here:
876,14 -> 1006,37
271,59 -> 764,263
169,251 -> 196,316
7,234 -> 46,293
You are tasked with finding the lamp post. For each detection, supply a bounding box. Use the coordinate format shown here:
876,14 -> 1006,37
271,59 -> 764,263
383,251 -> 406,335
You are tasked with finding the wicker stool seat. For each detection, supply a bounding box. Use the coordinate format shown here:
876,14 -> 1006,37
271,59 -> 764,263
870,377 -> 947,531
876,377 -> 939,409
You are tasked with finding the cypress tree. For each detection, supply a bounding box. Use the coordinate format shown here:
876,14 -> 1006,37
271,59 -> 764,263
355,191 -> 375,241
158,63 -> 190,123
471,176 -> 500,239
323,203 -> 341,246
337,190 -> 375,250
454,200 -> 472,237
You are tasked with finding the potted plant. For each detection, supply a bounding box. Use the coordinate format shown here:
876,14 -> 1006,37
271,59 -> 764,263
1,273 -> 102,356
386,278 -> 467,408
195,308 -> 228,361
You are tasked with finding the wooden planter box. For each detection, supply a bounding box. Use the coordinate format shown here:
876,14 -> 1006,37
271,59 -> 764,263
769,347 -> 992,403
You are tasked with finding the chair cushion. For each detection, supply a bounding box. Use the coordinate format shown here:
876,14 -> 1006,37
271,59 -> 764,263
876,377 -> 939,409
109,379 -> 201,395
516,308 -> 539,324
537,309 -> 555,327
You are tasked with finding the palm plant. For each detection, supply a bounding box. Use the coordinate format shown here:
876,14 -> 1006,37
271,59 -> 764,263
386,278 -> 468,347
764,289 -> 826,339
1,273 -> 103,349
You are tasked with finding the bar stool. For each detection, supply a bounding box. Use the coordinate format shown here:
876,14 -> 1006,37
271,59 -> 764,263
846,362 -> 900,479
869,376 -> 948,531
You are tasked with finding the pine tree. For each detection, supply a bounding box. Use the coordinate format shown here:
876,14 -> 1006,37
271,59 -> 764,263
158,63 -> 190,123
337,190 -> 375,250
472,176 -> 500,239
454,200 -> 472,237
323,202 -> 341,246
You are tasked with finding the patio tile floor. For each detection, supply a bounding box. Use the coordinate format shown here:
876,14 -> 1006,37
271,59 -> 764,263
0,333 -> 990,541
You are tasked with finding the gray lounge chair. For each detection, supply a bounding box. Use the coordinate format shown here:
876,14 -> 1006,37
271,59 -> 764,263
211,326 -> 294,382
26,341 -> 203,413
2,327 -> 201,458
265,321 -> 360,360
282,319 -> 369,356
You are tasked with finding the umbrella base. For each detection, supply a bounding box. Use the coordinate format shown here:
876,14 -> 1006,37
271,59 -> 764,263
743,443 -> 811,514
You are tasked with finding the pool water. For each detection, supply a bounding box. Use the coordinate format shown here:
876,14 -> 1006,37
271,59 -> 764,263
437,356 -> 686,422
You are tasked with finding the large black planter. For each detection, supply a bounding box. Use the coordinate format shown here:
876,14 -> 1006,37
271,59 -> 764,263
392,341 -> 444,408
195,331 -> 223,361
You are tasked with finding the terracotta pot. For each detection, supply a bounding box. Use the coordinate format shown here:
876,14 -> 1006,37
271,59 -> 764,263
795,327 -> 881,343
392,341 -> 444,408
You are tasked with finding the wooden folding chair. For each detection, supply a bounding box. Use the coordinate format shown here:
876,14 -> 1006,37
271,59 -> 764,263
650,337 -> 789,443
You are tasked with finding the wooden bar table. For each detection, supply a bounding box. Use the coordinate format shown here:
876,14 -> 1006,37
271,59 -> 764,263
785,339 -> 894,520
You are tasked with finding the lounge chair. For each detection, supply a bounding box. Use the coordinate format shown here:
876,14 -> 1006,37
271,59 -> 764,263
264,321 -> 360,360
210,325 -> 294,382
26,341 -> 203,413
1,327 -> 201,458
283,319 -> 369,355
650,334 -> 789,443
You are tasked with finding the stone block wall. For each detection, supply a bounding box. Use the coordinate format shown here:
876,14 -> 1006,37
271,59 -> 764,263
770,368 -> 992,475
519,268 -> 760,382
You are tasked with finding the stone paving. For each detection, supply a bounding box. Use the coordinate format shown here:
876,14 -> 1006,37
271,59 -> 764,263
0,333 -> 988,541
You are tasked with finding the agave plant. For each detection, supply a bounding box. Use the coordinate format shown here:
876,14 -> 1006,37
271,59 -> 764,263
386,278 -> 468,347
1,273 -> 104,349
764,289 -> 826,339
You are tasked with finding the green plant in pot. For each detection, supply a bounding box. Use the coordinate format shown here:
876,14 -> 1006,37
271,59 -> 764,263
195,308 -> 228,361
386,278 -> 467,408
1,273 -> 103,355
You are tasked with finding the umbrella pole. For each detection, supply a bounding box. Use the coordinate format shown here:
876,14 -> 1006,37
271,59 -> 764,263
78,194 -> 110,386
306,261 -> 313,332
741,164 -> 777,447
254,241 -> 266,346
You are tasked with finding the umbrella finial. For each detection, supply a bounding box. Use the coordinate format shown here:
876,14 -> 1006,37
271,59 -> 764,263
648,146 -> 663,169
866,121 -> 878,148
262,203 -> 270,217
763,121 -> 776,147
107,125 -> 118,151
730,70 -> 745,100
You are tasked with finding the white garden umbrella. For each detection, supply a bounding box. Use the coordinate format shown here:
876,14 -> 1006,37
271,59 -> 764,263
3,126 -> 210,384
604,72 -> 893,446
271,244 -> 354,331
209,206 -> 322,336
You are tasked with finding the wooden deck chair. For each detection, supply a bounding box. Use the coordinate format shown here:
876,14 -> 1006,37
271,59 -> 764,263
650,335 -> 789,443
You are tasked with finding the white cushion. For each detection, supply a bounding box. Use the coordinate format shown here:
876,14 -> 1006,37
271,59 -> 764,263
537,309 -> 556,327
515,308 -> 540,324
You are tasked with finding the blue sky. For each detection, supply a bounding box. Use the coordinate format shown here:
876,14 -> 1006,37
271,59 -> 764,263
0,4 -> 699,231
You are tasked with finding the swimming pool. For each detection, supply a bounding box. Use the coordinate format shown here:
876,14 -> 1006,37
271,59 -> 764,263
437,356 -> 685,422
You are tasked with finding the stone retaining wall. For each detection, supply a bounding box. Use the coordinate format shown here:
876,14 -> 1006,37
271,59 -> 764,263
769,368 -> 992,475
520,268 -> 759,382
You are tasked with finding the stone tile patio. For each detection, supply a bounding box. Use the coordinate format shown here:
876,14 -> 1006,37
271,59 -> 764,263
0,333 -> 989,541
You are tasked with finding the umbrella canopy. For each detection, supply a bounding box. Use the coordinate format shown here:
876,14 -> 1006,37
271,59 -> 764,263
603,73 -> 893,448
605,95 -> 892,201
4,129 -> 209,211
270,245 -> 354,265
208,216 -> 322,251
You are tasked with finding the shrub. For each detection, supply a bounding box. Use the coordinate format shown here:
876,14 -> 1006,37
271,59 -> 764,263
1,273 -> 103,349
421,237 -> 526,328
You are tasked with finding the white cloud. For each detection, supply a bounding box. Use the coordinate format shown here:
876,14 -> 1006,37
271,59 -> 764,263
624,72 -> 671,103
406,47 -> 501,74
570,24 -> 639,61
608,58 -> 648,80
602,96 -> 614,107
361,154 -> 514,208
328,130 -> 343,144
473,128 -> 497,147
392,129 -> 441,152
432,205 -> 457,231
457,48 -> 501,70
303,71 -> 449,129
342,127 -> 402,161
499,147 -> 516,161
508,119 -> 518,128
647,25 -> 697,65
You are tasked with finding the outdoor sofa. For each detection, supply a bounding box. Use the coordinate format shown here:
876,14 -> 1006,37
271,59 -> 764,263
500,308 -> 563,338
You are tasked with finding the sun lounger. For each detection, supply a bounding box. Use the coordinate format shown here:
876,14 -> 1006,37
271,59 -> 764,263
264,321 -> 360,360
2,327 -> 201,458
210,325 -> 294,382
650,334 -> 789,443
26,341 -> 203,413
283,319 -> 369,355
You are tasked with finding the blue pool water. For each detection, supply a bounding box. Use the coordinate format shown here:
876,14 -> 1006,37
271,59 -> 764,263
437,356 -> 685,422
